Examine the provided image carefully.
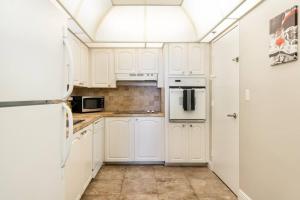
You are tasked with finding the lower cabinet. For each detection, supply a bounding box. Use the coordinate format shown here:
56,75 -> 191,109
105,118 -> 135,162
168,123 -> 206,163
65,125 -> 93,200
105,117 -> 164,162
92,118 -> 105,177
135,118 -> 164,161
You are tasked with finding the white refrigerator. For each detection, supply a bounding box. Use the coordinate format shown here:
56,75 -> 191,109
0,1 -> 74,200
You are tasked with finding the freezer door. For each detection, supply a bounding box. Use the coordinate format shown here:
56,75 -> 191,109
0,0 -> 68,102
169,88 -> 206,120
0,104 -> 66,200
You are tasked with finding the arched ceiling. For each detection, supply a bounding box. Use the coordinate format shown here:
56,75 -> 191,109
57,0 -> 262,43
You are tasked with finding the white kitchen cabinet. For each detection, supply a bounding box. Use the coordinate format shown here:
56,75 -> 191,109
138,49 -> 160,73
105,118 -> 134,162
79,43 -> 89,87
168,123 -> 187,163
80,126 -> 93,191
90,49 -> 116,88
168,43 -> 187,75
115,49 -> 136,74
92,118 -> 104,177
65,133 -> 82,200
188,124 -> 206,162
65,125 -> 93,200
135,117 -> 163,161
168,123 -> 207,163
68,31 -> 89,87
188,43 -> 206,75
69,32 -> 81,85
168,43 -> 208,76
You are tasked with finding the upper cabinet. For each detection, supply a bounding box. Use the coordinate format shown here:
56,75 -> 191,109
90,49 -> 116,88
68,32 -> 89,87
168,43 -> 187,75
168,43 -> 208,76
80,43 -> 89,86
138,49 -> 160,73
188,43 -> 206,75
115,49 -> 161,74
115,49 -> 136,74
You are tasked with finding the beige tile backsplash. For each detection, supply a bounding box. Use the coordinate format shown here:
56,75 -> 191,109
72,86 -> 162,112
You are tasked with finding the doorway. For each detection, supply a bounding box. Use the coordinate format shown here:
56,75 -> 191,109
211,25 -> 239,194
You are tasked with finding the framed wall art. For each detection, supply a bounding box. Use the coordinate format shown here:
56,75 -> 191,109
269,6 -> 298,66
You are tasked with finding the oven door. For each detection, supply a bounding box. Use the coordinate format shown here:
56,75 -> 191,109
169,88 -> 206,122
82,97 -> 104,112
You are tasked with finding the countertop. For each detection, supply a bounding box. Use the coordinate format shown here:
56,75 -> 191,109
72,111 -> 165,133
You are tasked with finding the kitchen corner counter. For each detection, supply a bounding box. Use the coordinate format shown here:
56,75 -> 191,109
72,112 -> 165,133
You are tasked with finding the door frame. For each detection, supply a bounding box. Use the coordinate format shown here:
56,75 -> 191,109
210,24 -> 240,194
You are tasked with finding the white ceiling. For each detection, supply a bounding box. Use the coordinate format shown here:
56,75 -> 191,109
58,0 -> 263,43
112,0 -> 183,6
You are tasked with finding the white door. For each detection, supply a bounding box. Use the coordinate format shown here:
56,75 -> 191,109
135,118 -> 163,161
0,104 -> 65,200
105,118 -> 134,162
188,43 -> 206,75
91,49 -> 115,88
212,26 -> 239,194
115,49 -> 136,74
0,0 -> 67,102
168,123 -> 187,163
168,44 -> 187,75
138,49 -> 160,73
189,124 -> 206,163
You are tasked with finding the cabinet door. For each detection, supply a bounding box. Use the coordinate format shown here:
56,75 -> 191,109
138,49 -> 160,73
65,134 -> 82,200
80,44 -> 89,87
69,33 -> 81,85
188,43 -> 206,75
80,126 -> 93,191
135,118 -> 163,161
91,49 -> 115,88
105,118 -> 134,162
115,49 -> 136,74
92,119 -> 104,177
168,44 -> 187,75
168,124 -> 187,163
188,124 -> 206,163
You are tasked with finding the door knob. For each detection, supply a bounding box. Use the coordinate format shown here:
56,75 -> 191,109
227,113 -> 237,119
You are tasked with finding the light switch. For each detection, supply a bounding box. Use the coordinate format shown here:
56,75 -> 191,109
245,89 -> 251,101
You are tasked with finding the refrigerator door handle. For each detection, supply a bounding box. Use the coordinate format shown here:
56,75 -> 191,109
61,103 -> 75,168
62,36 -> 74,100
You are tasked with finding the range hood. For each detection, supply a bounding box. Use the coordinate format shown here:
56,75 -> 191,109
116,80 -> 157,87
116,73 -> 158,81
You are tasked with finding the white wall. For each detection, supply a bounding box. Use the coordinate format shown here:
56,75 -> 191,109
239,0 -> 300,199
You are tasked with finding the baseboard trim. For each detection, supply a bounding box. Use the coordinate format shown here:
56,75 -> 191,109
239,190 -> 252,200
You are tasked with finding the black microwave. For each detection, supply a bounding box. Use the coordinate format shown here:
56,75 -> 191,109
72,96 -> 105,113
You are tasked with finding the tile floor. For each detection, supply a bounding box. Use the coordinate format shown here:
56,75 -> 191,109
81,165 -> 237,200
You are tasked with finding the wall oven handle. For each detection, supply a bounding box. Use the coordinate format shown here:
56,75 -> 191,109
61,103 -> 74,168
62,35 -> 74,100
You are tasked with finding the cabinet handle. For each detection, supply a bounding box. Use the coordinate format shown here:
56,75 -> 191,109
182,124 -> 185,127
190,124 -> 193,127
